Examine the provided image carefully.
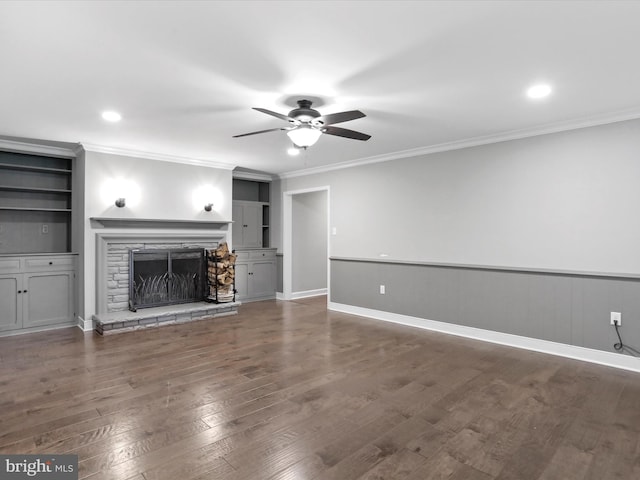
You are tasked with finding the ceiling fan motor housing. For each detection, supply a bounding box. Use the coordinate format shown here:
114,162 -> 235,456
288,99 -> 321,123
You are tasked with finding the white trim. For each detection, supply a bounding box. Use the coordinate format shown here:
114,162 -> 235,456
290,288 -> 327,300
276,292 -> 285,300
328,302 -> 640,374
0,138 -> 78,158
282,186 -> 331,301
81,143 -> 235,170
232,170 -> 275,182
76,315 -> 94,332
0,323 -> 76,338
279,109 -> 640,179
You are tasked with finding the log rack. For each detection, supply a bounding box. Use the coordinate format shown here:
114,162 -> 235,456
205,242 -> 236,304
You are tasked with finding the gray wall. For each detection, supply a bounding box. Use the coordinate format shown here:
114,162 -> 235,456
275,118 -> 640,357
292,190 -> 327,293
277,119 -> 640,275
331,259 -> 640,355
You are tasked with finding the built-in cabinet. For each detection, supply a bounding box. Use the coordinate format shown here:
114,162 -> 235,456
232,201 -> 264,247
232,178 -> 270,248
234,248 -> 276,302
0,254 -> 76,333
0,146 -> 77,335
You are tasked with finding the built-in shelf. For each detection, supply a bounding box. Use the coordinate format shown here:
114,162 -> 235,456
0,162 -> 72,174
0,185 -> 72,194
90,217 -> 232,229
0,150 -> 74,254
0,207 -> 72,212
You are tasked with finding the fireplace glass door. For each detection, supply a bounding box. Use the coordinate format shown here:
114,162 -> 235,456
129,248 -> 205,310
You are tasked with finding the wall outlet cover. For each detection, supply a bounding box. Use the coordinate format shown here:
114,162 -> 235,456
610,312 -> 621,325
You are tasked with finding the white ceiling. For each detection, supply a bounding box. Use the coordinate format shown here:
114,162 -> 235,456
2,0 -> 640,176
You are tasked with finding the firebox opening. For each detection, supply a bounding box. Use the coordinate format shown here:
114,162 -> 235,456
128,248 -> 206,311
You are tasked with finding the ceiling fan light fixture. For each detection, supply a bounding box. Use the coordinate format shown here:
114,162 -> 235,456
287,126 -> 322,148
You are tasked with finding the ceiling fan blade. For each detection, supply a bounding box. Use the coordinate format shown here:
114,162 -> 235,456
315,110 -> 365,126
322,126 -> 371,141
233,127 -> 286,138
252,107 -> 295,123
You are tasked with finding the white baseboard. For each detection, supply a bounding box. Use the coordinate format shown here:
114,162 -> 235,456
291,288 -> 328,300
276,292 -> 285,300
328,302 -> 640,374
76,316 -> 94,332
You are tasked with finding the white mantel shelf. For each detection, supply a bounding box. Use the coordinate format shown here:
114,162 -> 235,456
90,217 -> 232,229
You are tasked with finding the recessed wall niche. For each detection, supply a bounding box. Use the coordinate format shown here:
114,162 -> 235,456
0,150 -> 73,254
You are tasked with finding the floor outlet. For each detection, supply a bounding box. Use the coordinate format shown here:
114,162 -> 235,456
379,285 -> 385,295
610,312 -> 621,326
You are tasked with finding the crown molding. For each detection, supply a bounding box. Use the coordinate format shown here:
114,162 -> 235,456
0,138 -> 78,158
81,143 -> 236,170
232,170 -> 275,182
279,109 -> 640,179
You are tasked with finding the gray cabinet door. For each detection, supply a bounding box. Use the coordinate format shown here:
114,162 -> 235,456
250,260 -> 275,298
0,274 -> 21,331
232,202 -> 263,248
234,262 -> 249,300
23,271 -> 74,328
241,204 -> 262,247
232,202 -> 243,247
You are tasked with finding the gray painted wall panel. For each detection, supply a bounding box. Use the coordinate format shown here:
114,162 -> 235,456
331,259 -> 639,356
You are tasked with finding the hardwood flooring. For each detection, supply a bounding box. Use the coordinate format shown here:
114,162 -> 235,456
1,296 -> 639,479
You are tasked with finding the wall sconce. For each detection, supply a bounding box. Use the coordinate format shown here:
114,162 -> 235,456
102,178 -> 140,209
204,203 -> 213,212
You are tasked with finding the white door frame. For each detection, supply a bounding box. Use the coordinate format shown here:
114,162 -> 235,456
282,186 -> 330,301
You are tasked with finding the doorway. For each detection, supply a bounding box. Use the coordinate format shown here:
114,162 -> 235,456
282,186 -> 330,301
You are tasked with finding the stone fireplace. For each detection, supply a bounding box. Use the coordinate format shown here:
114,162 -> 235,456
99,234 -> 220,313
93,225 -> 238,334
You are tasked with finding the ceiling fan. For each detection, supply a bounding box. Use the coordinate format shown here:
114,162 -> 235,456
233,99 -> 371,148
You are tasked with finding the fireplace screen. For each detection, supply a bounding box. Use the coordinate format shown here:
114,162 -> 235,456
129,248 -> 205,311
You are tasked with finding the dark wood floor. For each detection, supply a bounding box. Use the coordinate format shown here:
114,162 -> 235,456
1,296 -> 639,479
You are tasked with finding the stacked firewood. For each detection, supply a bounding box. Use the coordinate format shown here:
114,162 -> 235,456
207,242 -> 236,302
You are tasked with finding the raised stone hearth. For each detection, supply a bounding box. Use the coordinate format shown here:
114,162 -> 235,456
93,301 -> 240,335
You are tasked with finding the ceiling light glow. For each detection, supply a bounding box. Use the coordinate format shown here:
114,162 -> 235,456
526,84 -> 552,99
287,147 -> 301,156
286,126 -> 322,148
102,111 -> 122,122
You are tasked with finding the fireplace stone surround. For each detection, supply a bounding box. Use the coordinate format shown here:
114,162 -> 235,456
93,230 -> 240,334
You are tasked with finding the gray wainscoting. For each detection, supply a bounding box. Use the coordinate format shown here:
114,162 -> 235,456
330,258 -> 640,356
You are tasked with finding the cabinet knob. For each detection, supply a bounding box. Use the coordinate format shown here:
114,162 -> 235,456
24,289 -> 27,293
17,290 -> 22,294
49,261 -> 53,265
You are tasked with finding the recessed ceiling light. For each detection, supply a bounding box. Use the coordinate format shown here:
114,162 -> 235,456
526,84 -> 552,99
101,111 -> 122,122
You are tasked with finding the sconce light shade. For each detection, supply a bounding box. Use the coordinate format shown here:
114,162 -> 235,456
115,198 -> 126,208
286,125 -> 322,148
204,203 -> 213,212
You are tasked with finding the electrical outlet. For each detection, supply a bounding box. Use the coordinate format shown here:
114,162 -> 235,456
610,312 -> 621,326
41,224 -> 49,234
379,285 -> 386,295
